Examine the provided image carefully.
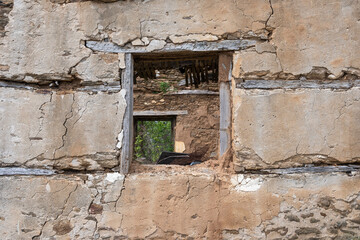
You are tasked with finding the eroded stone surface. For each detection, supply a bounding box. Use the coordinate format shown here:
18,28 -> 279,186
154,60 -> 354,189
0,172 -> 359,239
233,87 -> 360,169
0,88 -> 126,170
268,0 -> 360,77
1,0 -> 359,84
0,0 -> 271,83
72,52 -> 120,84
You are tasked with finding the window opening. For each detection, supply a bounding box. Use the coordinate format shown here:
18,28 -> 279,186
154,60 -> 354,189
134,118 -> 174,164
132,52 -> 220,166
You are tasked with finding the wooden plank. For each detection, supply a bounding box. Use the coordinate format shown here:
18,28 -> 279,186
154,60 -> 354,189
189,68 -> 193,86
219,53 -> 232,158
218,53 -> 232,83
166,90 -> 219,95
204,64 -> 209,83
259,165 -> 360,174
237,79 -> 360,89
0,167 -> 56,176
120,53 -> 134,174
86,39 -> 257,53
192,65 -> 199,88
133,110 -> 188,116
211,59 -> 216,82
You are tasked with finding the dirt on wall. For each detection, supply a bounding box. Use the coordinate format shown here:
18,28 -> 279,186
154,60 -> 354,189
133,69 -> 220,163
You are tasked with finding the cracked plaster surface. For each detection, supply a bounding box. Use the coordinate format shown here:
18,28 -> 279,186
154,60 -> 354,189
0,0 -> 271,83
0,172 -> 359,239
233,87 -> 360,170
0,87 -> 126,170
267,0 -> 360,77
0,0 -> 359,83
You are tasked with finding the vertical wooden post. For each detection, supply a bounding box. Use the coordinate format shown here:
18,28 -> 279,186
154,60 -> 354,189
120,53 -> 134,174
185,67 -> 189,87
218,53 -> 232,158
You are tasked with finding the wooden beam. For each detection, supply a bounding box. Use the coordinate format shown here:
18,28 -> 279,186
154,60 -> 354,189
86,39 -> 257,53
120,53 -> 134,174
133,110 -> 188,116
218,54 -> 232,83
165,90 -> 219,95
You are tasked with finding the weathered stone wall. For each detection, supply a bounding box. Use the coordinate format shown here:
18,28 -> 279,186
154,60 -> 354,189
1,0 -> 359,82
0,87 -> 126,170
1,171 -> 359,239
0,0 -> 360,239
233,84 -> 360,170
1,0 -> 359,170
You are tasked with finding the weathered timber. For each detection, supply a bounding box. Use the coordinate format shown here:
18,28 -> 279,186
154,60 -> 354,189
165,90 -> 219,95
0,168 -> 56,176
133,110 -> 188,116
0,80 -> 34,90
237,79 -> 360,89
120,53 -> 134,174
86,39 -> 257,53
218,53 -> 232,157
218,54 -> 232,83
78,85 -> 121,92
185,67 -> 189,87
257,165 -> 360,175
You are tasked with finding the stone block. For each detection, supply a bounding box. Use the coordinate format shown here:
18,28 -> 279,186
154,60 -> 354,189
0,88 -> 126,170
233,87 -> 360,169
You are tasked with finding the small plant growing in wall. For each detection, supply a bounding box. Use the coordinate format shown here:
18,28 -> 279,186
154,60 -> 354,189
159,82 -> 170,93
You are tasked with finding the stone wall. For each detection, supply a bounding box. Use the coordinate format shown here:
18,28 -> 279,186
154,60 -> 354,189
233,83 -> 360,170
0,0 -> 360,239
1,171 -> 359,239
0,87 -> 126,170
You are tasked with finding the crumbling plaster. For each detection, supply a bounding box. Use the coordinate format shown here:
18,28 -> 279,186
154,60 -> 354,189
0,0 -> 359,239
0,87 -> 126,170
1,0 -> 359,83
0,171 -> 359,239
0,0 -> 359,171
233,85 -> 360,170
0,0 -> 272,83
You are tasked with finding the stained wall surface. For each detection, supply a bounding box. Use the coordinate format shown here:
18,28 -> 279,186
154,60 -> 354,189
1,171 -> 360,239
0,0 -> 359,170
0,0 -> 360,239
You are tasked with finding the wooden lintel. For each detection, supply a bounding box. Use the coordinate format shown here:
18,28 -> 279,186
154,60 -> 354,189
133,110 -> 188,116
86,39 -> 256,54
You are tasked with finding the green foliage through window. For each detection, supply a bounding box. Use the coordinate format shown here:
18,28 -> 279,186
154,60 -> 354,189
134,120 -> 174,163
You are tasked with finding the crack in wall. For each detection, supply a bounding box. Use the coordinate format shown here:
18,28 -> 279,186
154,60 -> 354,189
53,93 -> 75,159
265,0 -> 274,38
34,92 -> 53,139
